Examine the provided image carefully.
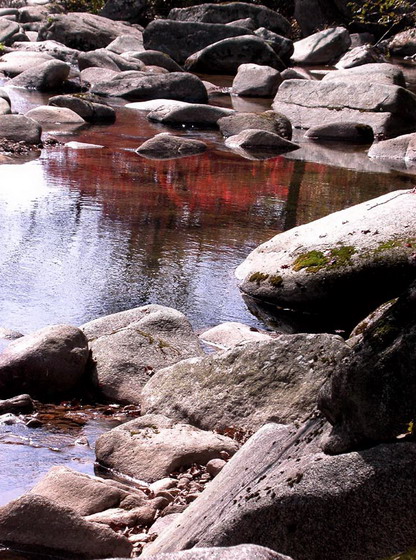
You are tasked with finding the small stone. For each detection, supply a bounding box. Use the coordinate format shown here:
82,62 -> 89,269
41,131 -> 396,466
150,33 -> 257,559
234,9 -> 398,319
206,458 -> 226,477
149,478 -> 178,494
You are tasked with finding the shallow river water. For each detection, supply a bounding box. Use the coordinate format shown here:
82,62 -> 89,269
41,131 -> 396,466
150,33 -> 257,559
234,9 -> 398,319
1,65 -> 416,505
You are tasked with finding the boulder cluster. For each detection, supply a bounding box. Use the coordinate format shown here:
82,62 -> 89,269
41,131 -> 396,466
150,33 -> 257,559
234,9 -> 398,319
1,1 -> 416,560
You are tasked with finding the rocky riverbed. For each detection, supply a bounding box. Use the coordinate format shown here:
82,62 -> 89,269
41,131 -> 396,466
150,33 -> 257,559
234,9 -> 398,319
1,1 -> 416,559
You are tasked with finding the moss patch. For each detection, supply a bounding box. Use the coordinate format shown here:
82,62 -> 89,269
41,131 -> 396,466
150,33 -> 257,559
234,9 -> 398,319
293,246 -> 356,273
249,272 -> 269,284
375,237 -> 416,254
269,274 -> 283,287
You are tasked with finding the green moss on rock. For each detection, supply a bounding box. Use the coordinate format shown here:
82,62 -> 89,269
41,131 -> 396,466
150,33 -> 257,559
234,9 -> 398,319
249,272 -> 270,284
269,274 -> 283,287
293,246 -> 356,273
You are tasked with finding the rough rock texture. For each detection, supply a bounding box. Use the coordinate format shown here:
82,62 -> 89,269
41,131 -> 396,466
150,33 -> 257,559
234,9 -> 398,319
143,20 -> 252,65
0,325 -> 89,399
321,63 -> 406,87
388,28 -> 416,57
11,40 -> 80,63
91,71 -> 208,103
9,59 -> 70,91
142,421 -> 416,560
254,28 -> 293,63
37,13 -> 143,51
225,130 -> 298,153
137,133 -> 207,159
95,414 -> 239,482
81,304 -> 203,404
49,94 -> 116,123
0,494 -> 132,558
218,111 -> 292,140
319,280 -> 416,454
335,45 -> 384,69
168,3 -> 291,36
26,106 -> 85,125
272,79 -> 416,138
236,190 -> 416,324
145,545 -> 293,560
231,64 -> 282,97
0,394 -> 34,415
305,122 -> 374,143
368,132 -> 416,161
147,103 -> 234,126
185,36 -> 284,75
29,466 -> 147,515
199,321 -> 273,349
291,26 -> 351,65
0,114 -> 41,144
141,335 -> 350,431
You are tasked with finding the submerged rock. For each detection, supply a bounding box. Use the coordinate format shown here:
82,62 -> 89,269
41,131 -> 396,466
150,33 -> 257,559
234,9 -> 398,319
225,129 -> 298,153
218,110 -> 292,140
137,133 -> 208,159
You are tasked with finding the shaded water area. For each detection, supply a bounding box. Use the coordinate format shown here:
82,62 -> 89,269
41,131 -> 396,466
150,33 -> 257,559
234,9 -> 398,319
1,67 -> 416,506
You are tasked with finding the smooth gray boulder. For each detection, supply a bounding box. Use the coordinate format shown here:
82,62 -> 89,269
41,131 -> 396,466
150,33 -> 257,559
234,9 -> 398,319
9,59 -> 70,91
0,51 -> 54,77
124,50 -> 183,72
137,133 -> 208,159
272,79 -> 416,138
95,414 -> 239,482
143,20 -> 253,65
232,63 -> 282,97
141,334 -> 350,431
0,324 -> 89,399
305,122 -> 374,143
0,18 -> 20,45
199,321 -> 273,350
368,132 -> 416,161
142,421 -> 416,560
388,28 -> 416,57
106,33 -> 144,54
254,28 -> 293,63
335,45 -> 384,69
11,40 -> 80,63
37,12 -> 143,51
236,189 -> 416,323
319,280 -> 416,454
29,466 -> 147,515
185,36 -> 285,75
168,3 -> 291,36
0,494 -> 132,558
218,111 -> 292,140
146,545 -> 293,560
0,114 -> 41,144
225,130 -> 299,153
26,106 -> 86,125
49,94 -> 116,123
81,304 -> 203,404
78,48 -> 145,72
291,26 -> 351,65
91,71 -> 208,103
147,103 -> 234,126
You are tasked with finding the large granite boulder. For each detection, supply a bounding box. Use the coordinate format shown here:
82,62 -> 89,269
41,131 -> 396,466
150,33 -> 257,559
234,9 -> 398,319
319,280 -> 416,454
146,545 -> 293,560
137,133 -> 207,159
142,421 -> 416,560
0,325 -> 88,399
168,3 -> 291,36
81,304 -> 203,404
0,494 -> 132,558
0,114 -> 41,144
9,59 -> 70,91
232,64 -> 282,97
37,12 -> 143,51
91,71 -> 208,103
143,20 -> 252,65
236,190 -> 416,327
291,26 -> 351,65
95,414 -> 239,482
218,111 -> 292,140
141,334 -> 350,431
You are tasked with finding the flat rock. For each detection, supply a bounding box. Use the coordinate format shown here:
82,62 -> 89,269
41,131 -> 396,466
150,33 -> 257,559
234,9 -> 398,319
199,321 -> 273,349
137,133 -> 207,159
26,105 -> 85,124
9,58 -> 70,91
0,324 -> 89,399
0,114 -> 41,144
141,335 -> 350,431
305,122 -> 374,143
185,36 -> 284,75
225,129 -> 298,153
321,63 -> 406,87
91,71 -> 208,103
368,132 -> 416,161
291,26 -> 351,65
0,494 -> 132,558
95,413 -> 239,482
143,19 -> 253,65
236,189 -> 416,325
147,103 -> 234,126
231,63 -> 282,97
218,110 -> 292,139
145,545 -> 293,560
81,304 -> 203,404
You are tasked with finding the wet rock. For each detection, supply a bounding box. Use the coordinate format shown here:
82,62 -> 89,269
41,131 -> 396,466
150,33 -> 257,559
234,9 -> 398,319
91,71 -> 208,103
0,114 -> 41,144
231,63 -> 282,97
49,94 -> 116,123
37,12 -> 143,52
106,33 -> 144,54
124,50 -> 183,72
236,189 -> 416,325
253,28 -> 293,63
335,45 -> 384,69
291,27 -> 351,66
0,18 -> 20,45
0,51 -> 54,77
0,324 -> 89,399
143,20 -> 253,65
319,280 -> 416,453
95,413 -> 239,482
0,394 -> 34,414
78,48 -> 145,72
168,3 -> 291,36
141,335 -> 350,431
185,36 -> 284,75
26,105 -> 86,125
305,122 -> 374,143
99,0 -> 146,23
0,494 -> 132,558
146,545 -> 292,560
368,132 -> 416,161
10,59 -> 70,91
147,103 -> 234,126
388,28 -> 416,57
225,129 -> 299,153
218,110 -> 292,140
81,304 -> 203,404
142,421 -> 416,560
137,133 -> 207,159
321,63 -> 406,87
199,321 -> 273,350
12,40 -> 80,63
29,466 -> 147,515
